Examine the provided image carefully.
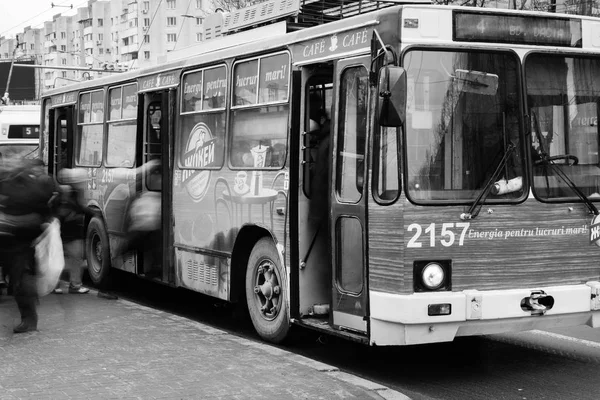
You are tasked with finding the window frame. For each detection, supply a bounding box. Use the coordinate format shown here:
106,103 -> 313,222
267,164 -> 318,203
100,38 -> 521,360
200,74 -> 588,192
228,51 -> 291,171
400,46 -> 527,206
178,64 -> 228,170
105,83 -> 138,168
372,125 -> 401,205
335,64 -> 369,204
76,88 -> 105,167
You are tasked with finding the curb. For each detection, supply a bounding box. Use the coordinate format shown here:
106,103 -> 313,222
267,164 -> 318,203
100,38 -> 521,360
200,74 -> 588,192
98,290 -> 412,400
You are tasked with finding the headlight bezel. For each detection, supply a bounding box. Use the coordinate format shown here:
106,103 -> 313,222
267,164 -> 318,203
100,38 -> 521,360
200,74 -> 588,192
413,260 -> 452,292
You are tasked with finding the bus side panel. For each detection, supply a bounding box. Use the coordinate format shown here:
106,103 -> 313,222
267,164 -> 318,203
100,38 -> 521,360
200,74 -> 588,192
367,196 -> 407,294
172,165 -> 288,300
402,197 -> 597,291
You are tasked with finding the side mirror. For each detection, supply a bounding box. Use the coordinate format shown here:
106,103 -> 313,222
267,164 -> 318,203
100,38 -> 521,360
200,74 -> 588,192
377,66 -> 406,127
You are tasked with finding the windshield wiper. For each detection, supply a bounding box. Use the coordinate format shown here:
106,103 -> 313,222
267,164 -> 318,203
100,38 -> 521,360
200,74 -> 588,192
530,111 -> 598,216
461,142 -> 516,220
24,146 -> 39,159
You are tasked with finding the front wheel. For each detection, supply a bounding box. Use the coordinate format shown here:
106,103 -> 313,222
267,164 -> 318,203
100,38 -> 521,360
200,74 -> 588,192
245,237 -> 290,344
86,216 -> 112,288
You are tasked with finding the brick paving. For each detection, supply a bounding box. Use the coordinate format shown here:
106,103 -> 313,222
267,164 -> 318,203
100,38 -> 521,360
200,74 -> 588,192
0,288 -> 410,400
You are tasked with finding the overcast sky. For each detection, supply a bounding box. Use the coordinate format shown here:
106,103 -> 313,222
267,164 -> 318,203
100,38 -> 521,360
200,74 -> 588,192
0,0 -> 83,39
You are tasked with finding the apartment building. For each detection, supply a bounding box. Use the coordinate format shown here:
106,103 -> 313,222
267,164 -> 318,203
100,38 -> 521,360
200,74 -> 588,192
3,0 -> 209,94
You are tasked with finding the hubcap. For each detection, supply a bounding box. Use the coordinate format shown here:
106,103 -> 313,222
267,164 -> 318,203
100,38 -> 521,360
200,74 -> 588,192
253,260 -> 282,321
90,233 -> 102,274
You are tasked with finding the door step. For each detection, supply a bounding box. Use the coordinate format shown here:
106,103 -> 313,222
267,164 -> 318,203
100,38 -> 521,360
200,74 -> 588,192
292,316 -> 368,344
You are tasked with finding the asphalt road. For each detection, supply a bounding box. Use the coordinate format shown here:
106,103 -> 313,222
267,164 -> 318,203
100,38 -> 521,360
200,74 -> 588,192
97,271 -> 600,400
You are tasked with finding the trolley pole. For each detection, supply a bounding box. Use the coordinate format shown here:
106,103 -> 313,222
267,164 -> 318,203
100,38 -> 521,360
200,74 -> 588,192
1,35 -> 24,105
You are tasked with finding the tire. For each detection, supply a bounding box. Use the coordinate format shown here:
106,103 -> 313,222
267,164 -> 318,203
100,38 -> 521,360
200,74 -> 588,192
86,217 -> 111,288
246,237 -> 290,344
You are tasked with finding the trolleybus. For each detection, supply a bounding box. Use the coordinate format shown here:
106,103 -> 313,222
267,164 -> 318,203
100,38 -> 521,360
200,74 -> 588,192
40,0 -> 600,345
0,104 -> 40,164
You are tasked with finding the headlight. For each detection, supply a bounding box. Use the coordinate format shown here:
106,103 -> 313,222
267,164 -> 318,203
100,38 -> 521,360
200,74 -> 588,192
422,262 -> 445,290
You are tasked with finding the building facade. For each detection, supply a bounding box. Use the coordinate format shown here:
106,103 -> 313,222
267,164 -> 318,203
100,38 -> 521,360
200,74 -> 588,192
1,0 -> 210,95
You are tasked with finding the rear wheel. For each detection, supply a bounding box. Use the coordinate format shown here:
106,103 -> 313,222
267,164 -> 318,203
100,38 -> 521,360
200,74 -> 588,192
86,217 -> 111,288
245,237 -> 290,343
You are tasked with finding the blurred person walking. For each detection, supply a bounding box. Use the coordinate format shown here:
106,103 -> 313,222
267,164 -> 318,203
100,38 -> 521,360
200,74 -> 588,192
0,159 -> 57,333
52,168 -> 96,294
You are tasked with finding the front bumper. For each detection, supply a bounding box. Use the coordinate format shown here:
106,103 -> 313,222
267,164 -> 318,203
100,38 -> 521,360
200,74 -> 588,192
369,281 -> 600,346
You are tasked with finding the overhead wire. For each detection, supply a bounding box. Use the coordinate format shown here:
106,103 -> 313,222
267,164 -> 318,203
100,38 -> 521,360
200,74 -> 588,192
0,0 -> 89,49
130,0 -> 164,70
173,0 -> 194,51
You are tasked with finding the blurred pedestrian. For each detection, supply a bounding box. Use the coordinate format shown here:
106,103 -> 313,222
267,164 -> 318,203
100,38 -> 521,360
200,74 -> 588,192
52,168 -> 95,294
114,159 -> 162,275
0,158 -> 57,333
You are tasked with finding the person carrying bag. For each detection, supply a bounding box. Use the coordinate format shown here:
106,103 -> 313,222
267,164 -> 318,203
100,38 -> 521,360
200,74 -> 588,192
34,217 -> 65,296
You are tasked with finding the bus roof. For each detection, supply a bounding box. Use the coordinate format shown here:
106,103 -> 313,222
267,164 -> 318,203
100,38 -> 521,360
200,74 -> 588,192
0,105 -> 40,125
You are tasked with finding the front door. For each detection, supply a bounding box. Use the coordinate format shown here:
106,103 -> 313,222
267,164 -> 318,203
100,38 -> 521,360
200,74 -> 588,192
330,56 -> 370,334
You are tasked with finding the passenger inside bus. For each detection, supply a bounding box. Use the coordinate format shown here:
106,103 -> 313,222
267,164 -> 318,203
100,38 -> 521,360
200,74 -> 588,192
309,109 -> 331,219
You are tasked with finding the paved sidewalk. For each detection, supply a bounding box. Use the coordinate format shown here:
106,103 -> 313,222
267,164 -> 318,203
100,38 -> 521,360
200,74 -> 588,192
0,289 -> 410,400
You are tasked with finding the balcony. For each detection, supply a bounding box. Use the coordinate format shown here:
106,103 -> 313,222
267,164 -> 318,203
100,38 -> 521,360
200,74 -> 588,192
43,52 -> 57,62
124,26 -> 138,38
121,43 -> 139,55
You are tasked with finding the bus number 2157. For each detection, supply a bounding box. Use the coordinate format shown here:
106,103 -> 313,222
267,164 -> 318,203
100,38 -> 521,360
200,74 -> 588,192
407,222 -> 470,248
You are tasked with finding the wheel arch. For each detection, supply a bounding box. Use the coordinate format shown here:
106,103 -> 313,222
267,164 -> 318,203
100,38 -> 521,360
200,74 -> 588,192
230,225 -> 284,304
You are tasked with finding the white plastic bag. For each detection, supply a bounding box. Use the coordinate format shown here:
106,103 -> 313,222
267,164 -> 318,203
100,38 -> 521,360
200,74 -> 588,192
34,218 -> 65,296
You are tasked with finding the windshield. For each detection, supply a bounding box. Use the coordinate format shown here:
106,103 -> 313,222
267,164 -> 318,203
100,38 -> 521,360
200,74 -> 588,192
403,49 -> 523,202
525,54 -> 600,201
0,144 -> 39,165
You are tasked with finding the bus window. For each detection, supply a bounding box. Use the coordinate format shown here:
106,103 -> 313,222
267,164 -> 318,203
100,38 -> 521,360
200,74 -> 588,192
7,125 -> 39,139
230,53 -> 290,169
373,126 -> 400,202
179,66 -> 226,171
403,49 -> 523,203
106,84 -> 137,168
77,90 -> 104,166
0,143 -> 38,164
526,54 -> 600,200
336,66 -> 368,203
230,107 -> 288,168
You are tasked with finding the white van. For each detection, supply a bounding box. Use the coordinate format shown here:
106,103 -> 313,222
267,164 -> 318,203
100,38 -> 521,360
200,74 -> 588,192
0,105 -> 40,162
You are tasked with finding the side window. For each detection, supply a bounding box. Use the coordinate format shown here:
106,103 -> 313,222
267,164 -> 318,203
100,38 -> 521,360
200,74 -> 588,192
336,66 -> 368,203
230,53 -> 289,169
179,65 -> 227,171
106,83 -> 137,167
373,126 -> 400,202
77,90 -> 104,166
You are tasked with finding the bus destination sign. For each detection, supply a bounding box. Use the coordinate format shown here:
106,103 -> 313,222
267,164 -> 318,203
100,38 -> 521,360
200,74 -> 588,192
454,12 -> 582,48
